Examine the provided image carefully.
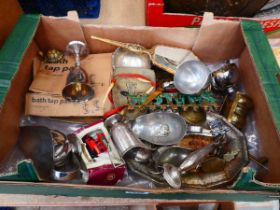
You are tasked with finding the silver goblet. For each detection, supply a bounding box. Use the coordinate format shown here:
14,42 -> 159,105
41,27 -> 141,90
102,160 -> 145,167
62,41 -> 94,102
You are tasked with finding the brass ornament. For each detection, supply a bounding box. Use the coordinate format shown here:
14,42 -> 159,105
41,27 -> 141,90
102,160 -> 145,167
222,92 -> 253,129
43,49 -> 64,63
181,105 -> 207,125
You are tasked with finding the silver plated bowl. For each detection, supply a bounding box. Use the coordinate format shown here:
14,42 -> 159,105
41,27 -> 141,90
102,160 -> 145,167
112,47 -> 151,69
131,112 -> 187,145
174,60 -> 211,95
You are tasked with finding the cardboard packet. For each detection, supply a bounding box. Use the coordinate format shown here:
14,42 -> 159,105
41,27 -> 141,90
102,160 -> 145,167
25,53 -> 113,116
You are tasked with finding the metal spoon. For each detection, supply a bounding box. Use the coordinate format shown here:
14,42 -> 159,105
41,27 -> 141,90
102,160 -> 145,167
163,140 -> 220,189
131,112 -> 213,146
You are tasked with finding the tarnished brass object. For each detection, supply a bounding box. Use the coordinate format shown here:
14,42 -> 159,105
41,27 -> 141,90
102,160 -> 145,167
181,105 -> 207,125
43,49 -> 64,63
200,157 -> 226,173
178,135 -> 213,151
179,112 -> 249,188
222,92 -> 253,129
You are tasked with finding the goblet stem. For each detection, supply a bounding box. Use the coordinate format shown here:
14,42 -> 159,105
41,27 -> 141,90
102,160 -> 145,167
74,53 -> 81,67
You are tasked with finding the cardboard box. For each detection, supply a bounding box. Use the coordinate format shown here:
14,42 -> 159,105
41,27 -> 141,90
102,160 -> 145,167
146,0 -> 280,33
0,13 -> 280,201
0,0 -> 22,48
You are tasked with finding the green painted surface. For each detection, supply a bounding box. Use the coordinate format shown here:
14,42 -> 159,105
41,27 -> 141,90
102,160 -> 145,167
0,160 -> 40,182
0,181 -> 277,201
233,168 -> 280,192
0,14 -> 40,103
241,20 -> 280,132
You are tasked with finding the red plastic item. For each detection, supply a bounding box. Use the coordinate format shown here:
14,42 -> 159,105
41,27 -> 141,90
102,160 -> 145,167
146,0 -> 280,33
95,136 -> 107,152
84,136 -> 101,154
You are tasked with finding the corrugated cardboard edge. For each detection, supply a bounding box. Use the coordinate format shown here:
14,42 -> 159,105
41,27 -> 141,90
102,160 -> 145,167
0,14 -> 40,104
0,180 -> 277,201
241,20 -> 280,135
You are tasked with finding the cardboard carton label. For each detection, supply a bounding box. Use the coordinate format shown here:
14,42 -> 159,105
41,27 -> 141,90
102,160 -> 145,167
146,0 -> 280,33
25,53 -> 113,116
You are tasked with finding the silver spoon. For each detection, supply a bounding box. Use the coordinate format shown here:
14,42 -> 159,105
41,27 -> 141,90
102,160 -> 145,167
163,139 -> 221,189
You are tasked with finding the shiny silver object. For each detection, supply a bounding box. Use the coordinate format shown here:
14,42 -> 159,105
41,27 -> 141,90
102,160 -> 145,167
163,112 -> 248,188
104,113 -> 150,157
131,112 -> 187,145
51,130 -> 72,167
155,147 -> 191,167
131,148 -> 152,163
112,47 -> 151,69
174,60 -> 211,95
163,140 -> 220,189
18,126 -> 81,182
211,63 -> 239,93
126,159 -> 167,186
51,153 -> 80,181
131,112 -> 213,145
67,133 -> 82,155
62,41 -> 94,102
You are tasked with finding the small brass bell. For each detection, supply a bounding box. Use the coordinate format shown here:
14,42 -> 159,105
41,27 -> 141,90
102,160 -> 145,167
62,41 -> 94,102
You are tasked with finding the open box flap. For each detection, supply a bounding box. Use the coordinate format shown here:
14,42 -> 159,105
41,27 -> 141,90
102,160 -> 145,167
34,15 -> 86,52
192,13 -> 245,63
